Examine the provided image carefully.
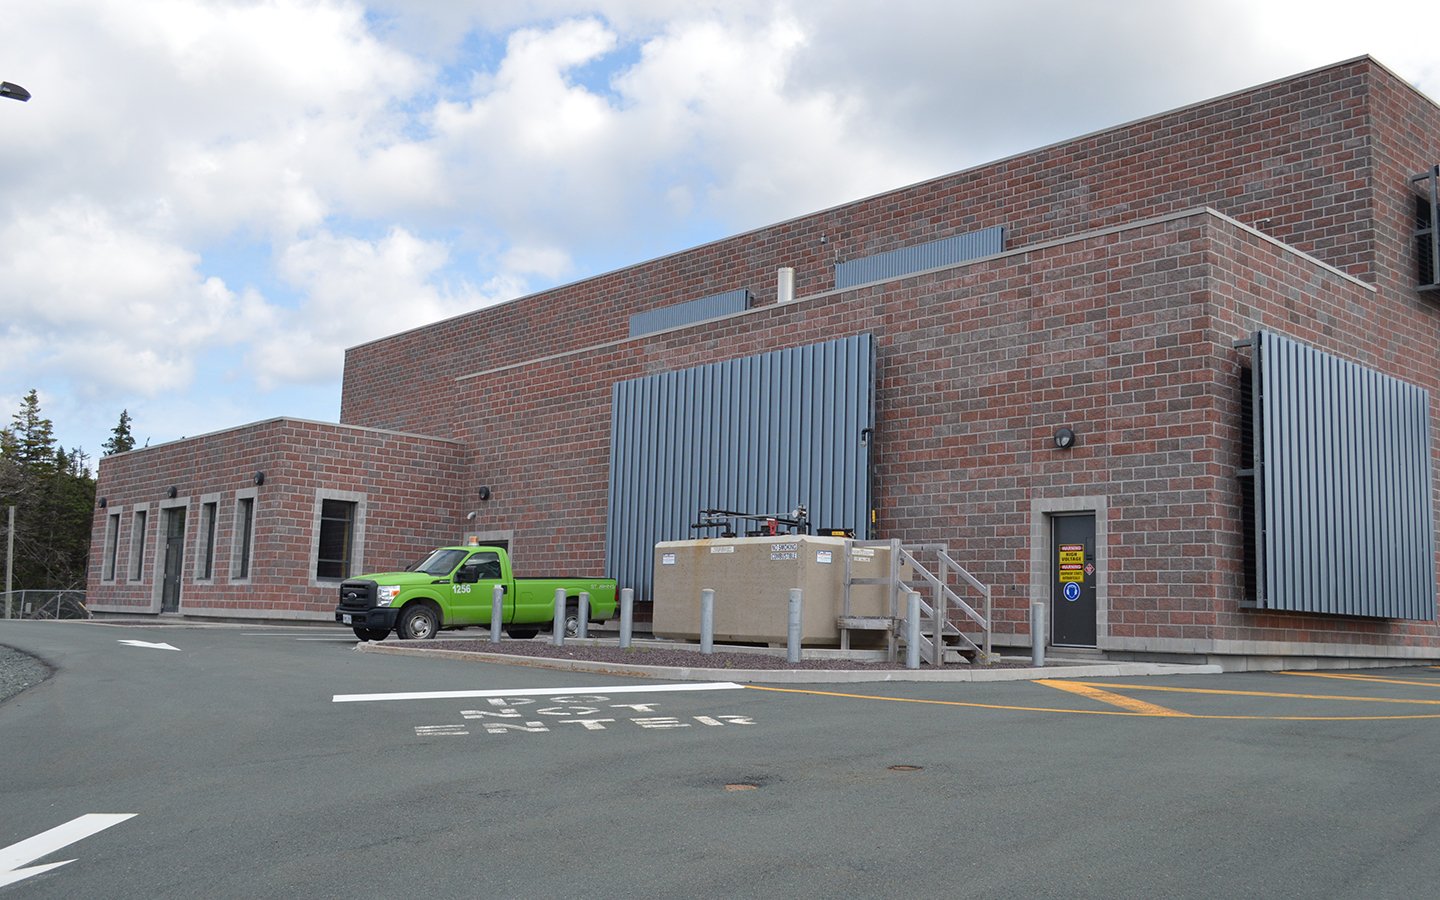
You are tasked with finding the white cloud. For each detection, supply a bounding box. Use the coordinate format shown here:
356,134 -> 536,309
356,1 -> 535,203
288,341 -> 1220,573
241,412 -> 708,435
253,228 -> 523,387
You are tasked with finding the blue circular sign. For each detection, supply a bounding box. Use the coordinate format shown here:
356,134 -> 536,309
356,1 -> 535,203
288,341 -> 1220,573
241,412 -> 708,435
1063,582 -> 1081,602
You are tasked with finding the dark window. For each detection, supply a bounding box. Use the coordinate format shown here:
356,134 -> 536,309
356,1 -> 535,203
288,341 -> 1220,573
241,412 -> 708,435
236,497 -> 255,579
316,499 -> 357,580
200,502 -> 218,579
103,513 -> 120,581
129,510 -> 148,581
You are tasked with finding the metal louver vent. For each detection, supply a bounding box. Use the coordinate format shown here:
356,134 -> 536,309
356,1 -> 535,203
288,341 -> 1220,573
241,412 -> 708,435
1413,165 -> 1439,291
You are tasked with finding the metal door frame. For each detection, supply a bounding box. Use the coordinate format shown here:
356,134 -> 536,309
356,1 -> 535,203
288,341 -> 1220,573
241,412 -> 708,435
1030,495 -> 1108,650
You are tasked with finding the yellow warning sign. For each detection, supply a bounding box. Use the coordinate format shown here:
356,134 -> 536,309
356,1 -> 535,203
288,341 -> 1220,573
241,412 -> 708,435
1059,549 -> 1084,565
1059,568 -> 1085,583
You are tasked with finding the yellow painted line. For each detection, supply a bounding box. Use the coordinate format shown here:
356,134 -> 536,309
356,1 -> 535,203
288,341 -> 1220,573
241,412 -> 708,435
1035,679 -> 1191,716
741,685 -> 1440,720
1050,681 -> 1440,706
1279,671 -> 1440,688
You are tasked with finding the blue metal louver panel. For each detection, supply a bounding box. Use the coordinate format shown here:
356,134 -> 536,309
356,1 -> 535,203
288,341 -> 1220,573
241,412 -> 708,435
628,288 -> 752,338
835,226 -> 1005,289
1252,331 -> 1435,619
604,334 -> 875,601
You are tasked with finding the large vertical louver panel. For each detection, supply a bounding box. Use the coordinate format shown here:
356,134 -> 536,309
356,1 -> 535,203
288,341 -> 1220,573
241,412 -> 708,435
628,289 -> 752,337
835,226 -> 1005,289
1250,331 -> 1435,619
605,334 -> 875,600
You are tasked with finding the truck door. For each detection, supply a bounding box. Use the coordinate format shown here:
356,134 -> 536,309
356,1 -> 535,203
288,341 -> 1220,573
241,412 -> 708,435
451,551 -> 509,626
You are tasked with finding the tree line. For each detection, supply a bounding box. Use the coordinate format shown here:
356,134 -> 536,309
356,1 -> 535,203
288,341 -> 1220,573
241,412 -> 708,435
1,390 -> 135,593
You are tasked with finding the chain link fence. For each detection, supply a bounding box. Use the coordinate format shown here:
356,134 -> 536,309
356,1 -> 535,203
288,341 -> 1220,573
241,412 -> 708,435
2,590 -> 90,620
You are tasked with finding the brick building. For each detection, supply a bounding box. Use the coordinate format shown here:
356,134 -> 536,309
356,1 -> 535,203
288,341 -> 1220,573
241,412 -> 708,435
89,56 -> 1440,667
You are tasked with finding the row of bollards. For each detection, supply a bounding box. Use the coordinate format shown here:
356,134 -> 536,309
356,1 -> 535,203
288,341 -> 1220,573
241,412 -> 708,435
697,587 -> 807,664
487,584 -> 636,647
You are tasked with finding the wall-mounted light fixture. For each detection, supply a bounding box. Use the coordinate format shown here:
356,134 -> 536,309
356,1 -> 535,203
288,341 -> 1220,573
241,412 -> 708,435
477,486 -> 491,501
1054,427 -> 1077,450
254,472 -> 265,486
98,497 -> 107,509
465,511 -> 477,521
166,486 -> 178,498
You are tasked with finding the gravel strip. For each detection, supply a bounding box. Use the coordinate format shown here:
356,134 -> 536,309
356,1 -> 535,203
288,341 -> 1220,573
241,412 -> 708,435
0,645 -> 53,705
418,637 -> 1030,671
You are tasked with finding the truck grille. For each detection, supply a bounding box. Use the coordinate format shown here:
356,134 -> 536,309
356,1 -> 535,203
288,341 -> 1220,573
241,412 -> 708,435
338,580 -> 376,609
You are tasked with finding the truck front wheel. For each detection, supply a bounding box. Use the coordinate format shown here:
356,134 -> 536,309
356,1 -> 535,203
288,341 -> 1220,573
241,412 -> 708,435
397,605 -> 439,640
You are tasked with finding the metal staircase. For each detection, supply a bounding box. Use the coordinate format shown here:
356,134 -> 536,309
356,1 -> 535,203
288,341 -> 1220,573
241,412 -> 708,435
839,540 -> 994,666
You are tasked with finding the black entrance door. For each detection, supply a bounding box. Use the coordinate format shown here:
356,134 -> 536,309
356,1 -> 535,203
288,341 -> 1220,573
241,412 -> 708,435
162,508 -> 186,613
1052,513 -> 1097,647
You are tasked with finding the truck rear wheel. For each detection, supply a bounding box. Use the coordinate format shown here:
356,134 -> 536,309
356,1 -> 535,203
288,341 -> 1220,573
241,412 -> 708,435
397,604 -> 439,640
353,627 -> 389,642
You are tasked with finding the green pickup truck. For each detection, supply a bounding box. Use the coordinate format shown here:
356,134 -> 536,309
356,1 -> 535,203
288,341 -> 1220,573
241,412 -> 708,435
334,545 -> 618,642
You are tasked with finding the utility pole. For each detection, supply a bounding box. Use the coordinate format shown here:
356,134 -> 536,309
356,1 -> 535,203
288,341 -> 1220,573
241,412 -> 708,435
4,505 -> 13,619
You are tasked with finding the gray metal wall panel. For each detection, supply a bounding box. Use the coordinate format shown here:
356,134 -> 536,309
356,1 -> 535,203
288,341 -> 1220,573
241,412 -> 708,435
628,288 -> 752,338
1253,331 -> 1435,619
834,226 -> 1005,289
606,334 -> 875,600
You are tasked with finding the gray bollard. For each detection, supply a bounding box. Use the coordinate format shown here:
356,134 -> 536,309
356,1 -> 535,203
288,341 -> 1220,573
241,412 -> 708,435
786,588 -> 803,664
490,584 -> 504,644
578,591 -> 590,639
552,588 -> 567,647
905,589 -> 921,670
1031,601 -> 1046,667
619,588 -> 634,649
700,588 -> 715,655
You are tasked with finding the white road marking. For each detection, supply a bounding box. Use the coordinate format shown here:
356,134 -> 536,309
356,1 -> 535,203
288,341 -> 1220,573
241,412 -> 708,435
0,814 -> 136,888
333,681 -> 744,703
117,640 -> 180,651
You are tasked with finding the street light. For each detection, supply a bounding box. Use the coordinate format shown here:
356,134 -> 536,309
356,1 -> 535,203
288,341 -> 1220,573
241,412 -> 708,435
1,82 -> 31,102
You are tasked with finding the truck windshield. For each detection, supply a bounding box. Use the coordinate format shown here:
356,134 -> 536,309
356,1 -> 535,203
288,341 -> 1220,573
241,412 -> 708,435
410,549 -> 468,576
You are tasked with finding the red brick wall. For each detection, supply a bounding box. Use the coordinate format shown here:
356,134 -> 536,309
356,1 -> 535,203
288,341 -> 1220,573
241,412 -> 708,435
453,209 -> 1439,653
341,57 -> 1394,440
88,419 -> 465,619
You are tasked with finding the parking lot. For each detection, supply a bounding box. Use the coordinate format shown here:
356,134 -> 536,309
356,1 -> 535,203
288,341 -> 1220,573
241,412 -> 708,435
2,620 -> 1437,898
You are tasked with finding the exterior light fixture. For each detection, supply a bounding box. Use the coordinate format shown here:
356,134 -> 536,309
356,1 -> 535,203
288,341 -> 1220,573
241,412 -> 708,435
98,497 -> 108,509
0,82 -> 30,103
166,486 -> 177,498
1054,427 -> 1077,450
477,486 -> 492,501
254,472 -> 265,485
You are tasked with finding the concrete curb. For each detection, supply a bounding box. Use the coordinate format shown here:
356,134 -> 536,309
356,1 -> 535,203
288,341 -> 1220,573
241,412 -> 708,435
359,643 -> 1223,683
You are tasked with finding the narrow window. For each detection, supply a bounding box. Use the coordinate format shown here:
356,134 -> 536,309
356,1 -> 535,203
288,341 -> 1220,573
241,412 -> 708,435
235,497 -> 255,580
102,512 -> 120,581
316,499 -> 357,580
129,509 -> 148,581
200,501 -> 218,580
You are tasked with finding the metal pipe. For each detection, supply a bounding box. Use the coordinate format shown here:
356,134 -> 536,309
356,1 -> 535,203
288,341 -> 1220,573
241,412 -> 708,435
905,589 -> 920,669
619,588 -> 634,649
1031,601 -> 1046,667
787,588 -> 803,663
490,584 -> 504,644
552,588 -> 566,647
577,591 -> 590,639
700,588 -> 715,655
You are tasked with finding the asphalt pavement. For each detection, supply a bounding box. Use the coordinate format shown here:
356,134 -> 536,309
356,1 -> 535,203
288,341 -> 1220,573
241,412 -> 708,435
3,619 -> 1439,899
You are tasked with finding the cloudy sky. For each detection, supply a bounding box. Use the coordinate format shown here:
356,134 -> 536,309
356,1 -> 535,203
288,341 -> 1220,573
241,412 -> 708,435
1,0 -> 1436,462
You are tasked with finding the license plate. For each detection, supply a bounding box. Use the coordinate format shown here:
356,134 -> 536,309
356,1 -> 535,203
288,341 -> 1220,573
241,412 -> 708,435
342,614 -> 353,625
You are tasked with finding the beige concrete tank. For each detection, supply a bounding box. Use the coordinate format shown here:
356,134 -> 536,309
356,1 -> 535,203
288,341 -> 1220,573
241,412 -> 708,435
651,535 -> 900,645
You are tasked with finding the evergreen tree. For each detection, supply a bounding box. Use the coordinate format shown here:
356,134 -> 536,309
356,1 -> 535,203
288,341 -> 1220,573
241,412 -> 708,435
101,409 -> 136,455
0,391 -> 96,596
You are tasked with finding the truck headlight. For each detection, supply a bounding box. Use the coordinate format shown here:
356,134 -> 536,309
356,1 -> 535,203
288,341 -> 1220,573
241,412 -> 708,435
377,585 -> 401,606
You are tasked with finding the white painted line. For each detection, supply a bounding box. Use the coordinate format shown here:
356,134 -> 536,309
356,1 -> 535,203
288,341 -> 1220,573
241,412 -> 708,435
333,681 -> 745,703
0,813 -> 136,888
117,640 -> 180,651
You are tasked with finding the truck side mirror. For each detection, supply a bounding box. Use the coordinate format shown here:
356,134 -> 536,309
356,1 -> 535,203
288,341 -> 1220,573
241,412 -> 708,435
454,566 -> 479,583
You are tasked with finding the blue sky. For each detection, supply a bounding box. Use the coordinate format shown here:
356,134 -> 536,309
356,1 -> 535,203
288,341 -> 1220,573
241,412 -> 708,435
1,0 -> 1436,464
